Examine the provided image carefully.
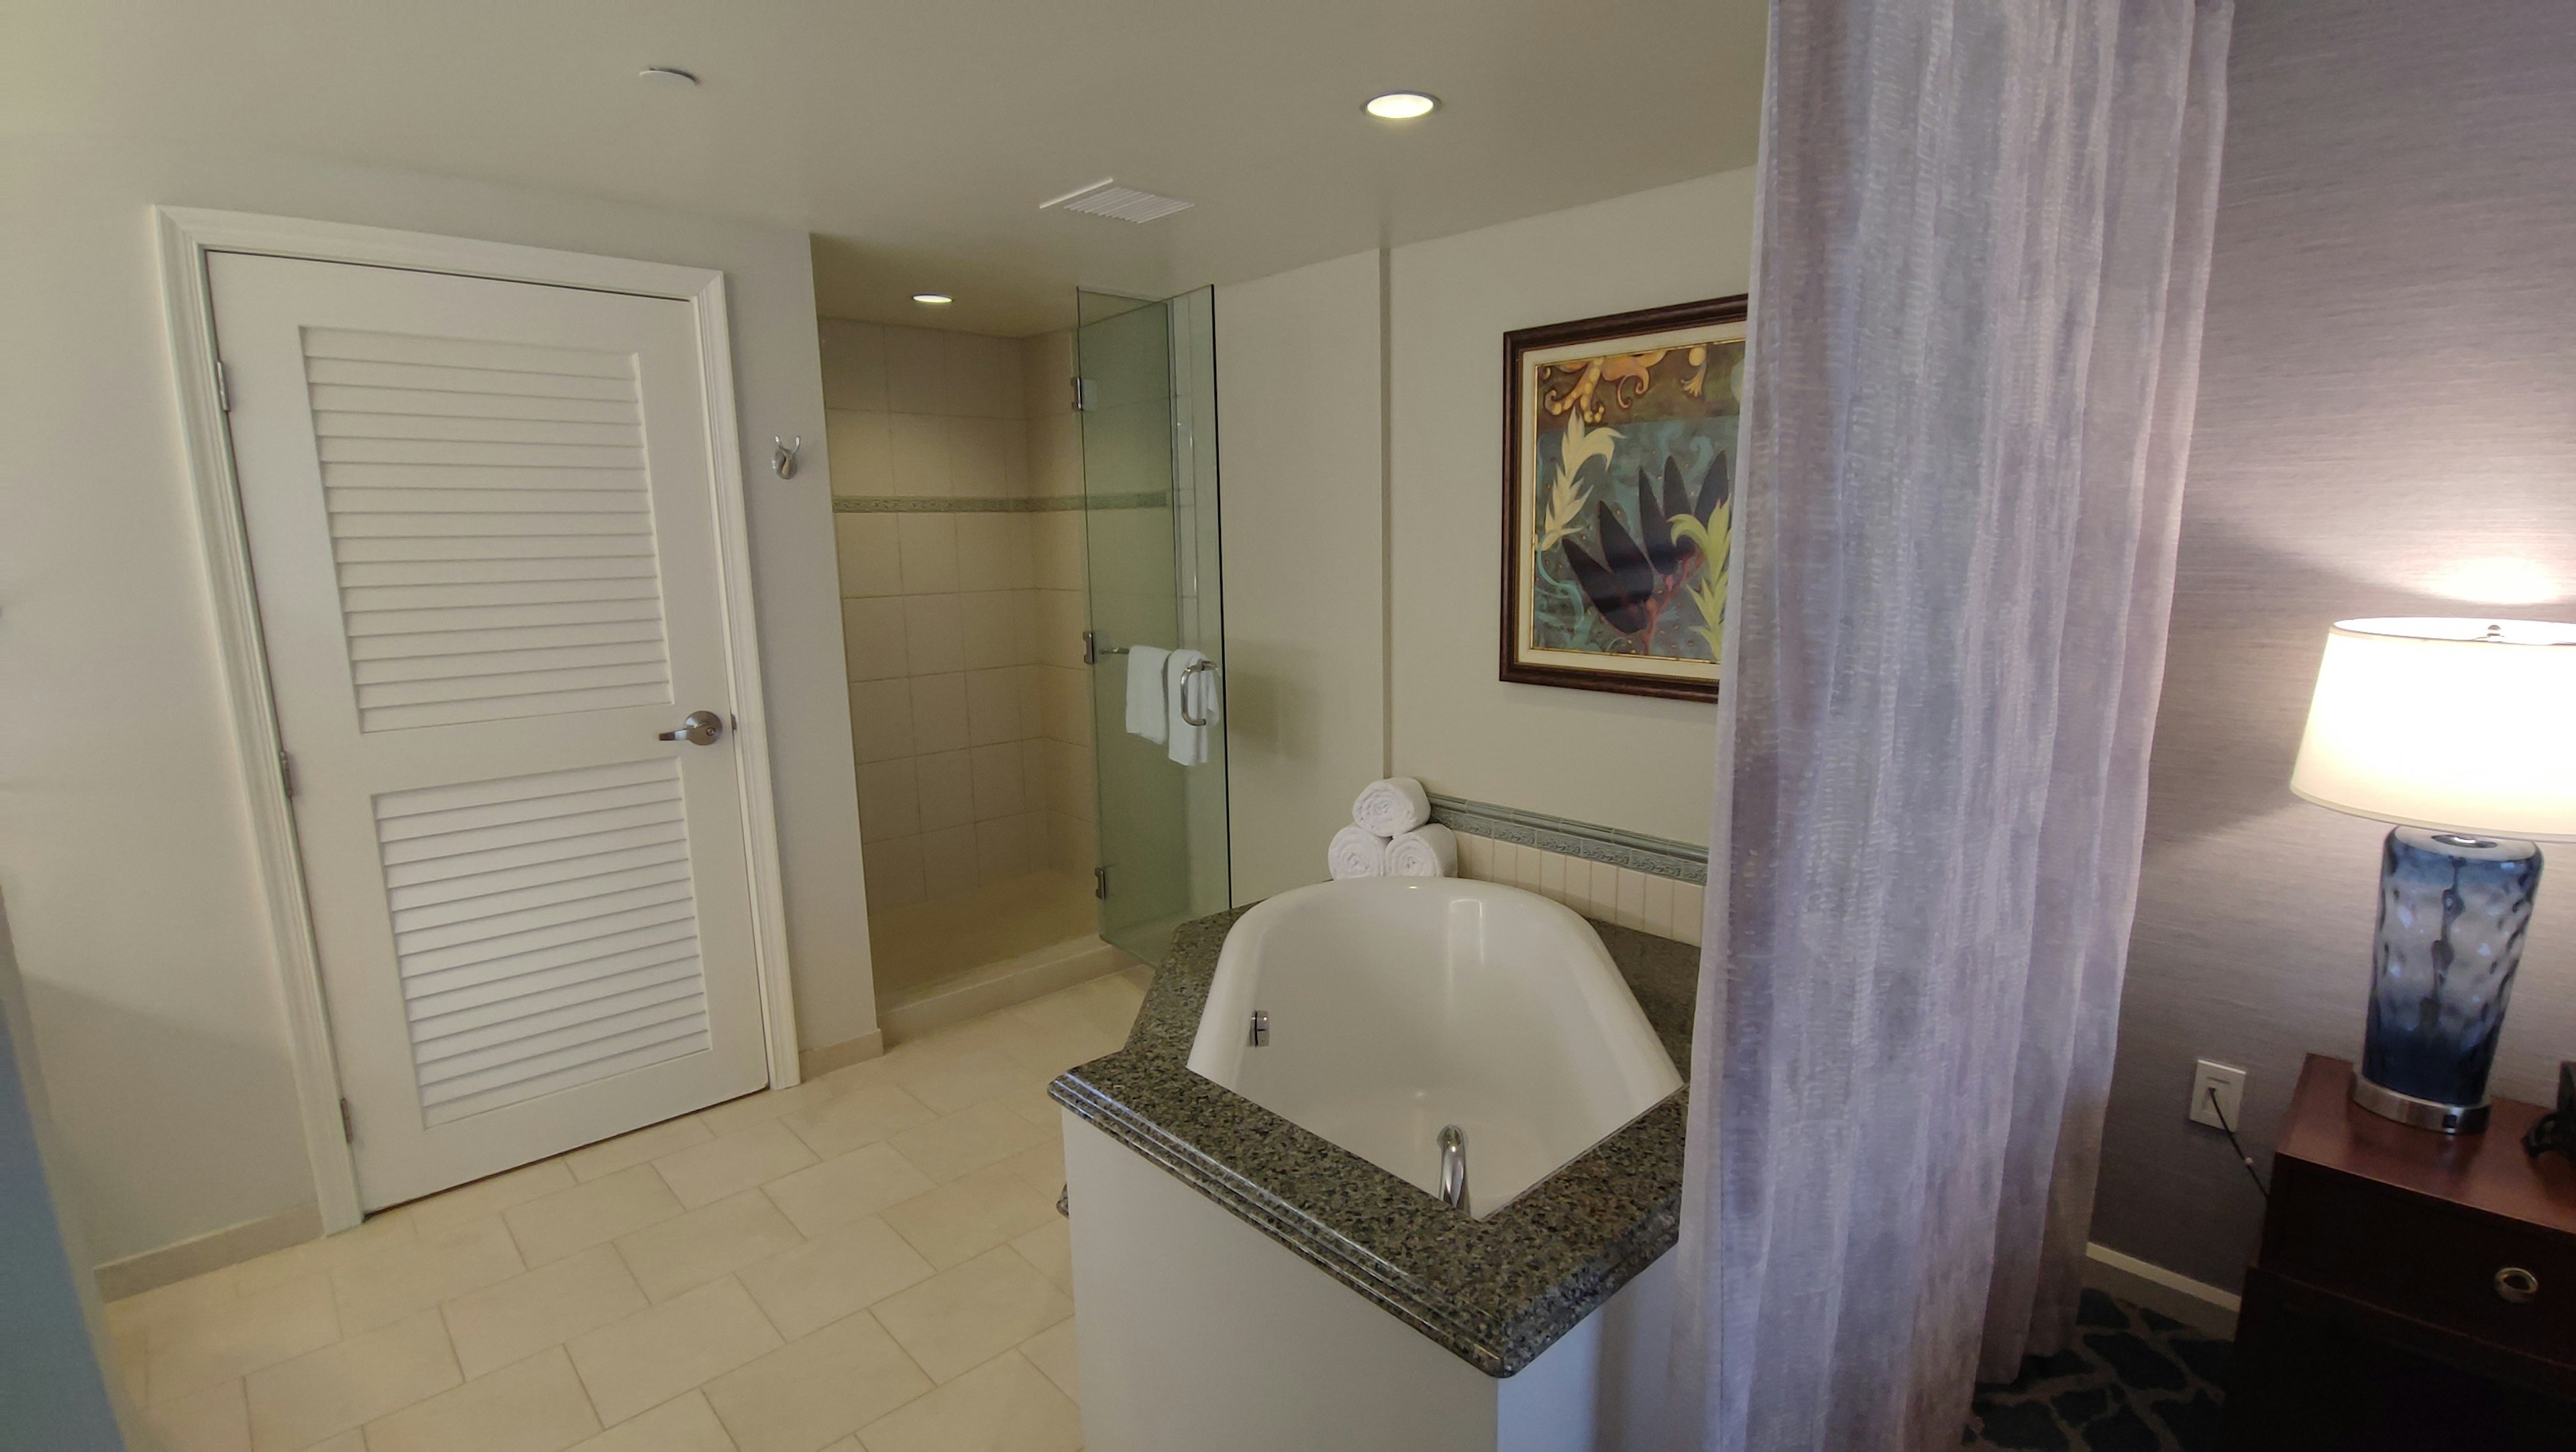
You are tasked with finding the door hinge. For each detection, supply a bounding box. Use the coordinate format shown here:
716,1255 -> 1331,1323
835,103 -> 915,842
278,747 -> 297,798
1070,376 -> 1095,413
1093,865 -> 1109,900
339,1097 -> 354,1143
214,360 -> 233,413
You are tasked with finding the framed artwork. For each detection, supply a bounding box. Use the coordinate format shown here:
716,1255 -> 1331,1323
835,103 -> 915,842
1500,295 -> 1745,701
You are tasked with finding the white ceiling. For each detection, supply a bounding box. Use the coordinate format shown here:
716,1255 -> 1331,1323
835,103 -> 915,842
7,0 -> 1768,336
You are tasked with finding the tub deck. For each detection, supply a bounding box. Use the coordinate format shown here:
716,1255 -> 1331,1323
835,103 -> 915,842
1049,904 -> 1699,1376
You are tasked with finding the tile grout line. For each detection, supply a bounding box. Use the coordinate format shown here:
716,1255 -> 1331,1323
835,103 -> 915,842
552,1333 -> 616,1449
727,1265 -> 787,1352
121,978 -> 1132,1447
860,1300 -> 941,1421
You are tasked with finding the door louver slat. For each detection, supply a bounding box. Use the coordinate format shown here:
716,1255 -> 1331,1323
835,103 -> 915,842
302,328 -> 674,732
423,1028 -> 717,1125
386,837 -> 688,913
379,799 -> 686,866
303,356 -> 639,399
374,760 -> 710,1126
407,956 -> 706,1035
378,821 -> 687,890
398,927 -> 703,1006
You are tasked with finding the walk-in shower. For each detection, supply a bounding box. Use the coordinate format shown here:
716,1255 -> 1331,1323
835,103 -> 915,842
1075,286 -> 1232,966
819,286 -> 1231,1037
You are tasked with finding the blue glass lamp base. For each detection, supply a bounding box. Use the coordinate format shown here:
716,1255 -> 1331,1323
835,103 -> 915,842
2354,826 -> 2540,1135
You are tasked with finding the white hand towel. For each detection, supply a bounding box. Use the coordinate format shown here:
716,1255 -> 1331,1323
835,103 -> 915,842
1351,777 -> 1431,837
1329,824 -> 1390,880
1165,649 -> 1218,766
1124,645 -> 1171,744
1386,823 -> 1457,878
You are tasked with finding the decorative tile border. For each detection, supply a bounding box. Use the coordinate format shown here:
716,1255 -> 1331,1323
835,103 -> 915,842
1454,837 -> 1706,947
1426,793 -> 1707,886
831,492 -> 1168,514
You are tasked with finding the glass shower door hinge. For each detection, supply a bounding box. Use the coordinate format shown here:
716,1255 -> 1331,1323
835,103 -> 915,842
1070,376 -> 1097,413
1093,866 -> 1109,900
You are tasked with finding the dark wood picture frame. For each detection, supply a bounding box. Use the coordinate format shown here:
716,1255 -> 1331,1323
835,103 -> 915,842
1499,295 -> 1747,703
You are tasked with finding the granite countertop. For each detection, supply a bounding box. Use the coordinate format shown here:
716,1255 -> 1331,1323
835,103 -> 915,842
1048,904 -> 1701,1378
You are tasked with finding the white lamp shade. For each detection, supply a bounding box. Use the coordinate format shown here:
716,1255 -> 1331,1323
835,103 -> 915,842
2290,617 -> 2576,842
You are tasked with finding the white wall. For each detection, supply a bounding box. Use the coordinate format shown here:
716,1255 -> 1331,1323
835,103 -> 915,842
1214,174 -> 1758,888
1388,172 -> 1756,847
0,134 -> 873,1264
1215,252 -> 1388,901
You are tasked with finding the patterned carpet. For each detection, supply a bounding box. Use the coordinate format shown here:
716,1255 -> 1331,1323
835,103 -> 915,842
1964,1290 -> 2231,1451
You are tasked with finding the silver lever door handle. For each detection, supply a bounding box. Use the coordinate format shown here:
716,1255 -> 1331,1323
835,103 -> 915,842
657,710 -> 724,746
1177,660 -> 1216,728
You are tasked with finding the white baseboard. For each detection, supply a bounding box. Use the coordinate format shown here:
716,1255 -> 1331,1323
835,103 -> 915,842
95,1200 -> 323,1302
798,1029 -> 885,1080
2082,1242 -> 2240,1339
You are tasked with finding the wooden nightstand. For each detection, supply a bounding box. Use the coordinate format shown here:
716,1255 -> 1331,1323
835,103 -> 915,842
2226,1054 -> 2576,1449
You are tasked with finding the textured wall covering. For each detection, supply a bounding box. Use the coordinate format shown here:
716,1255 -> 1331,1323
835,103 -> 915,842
2094,0 -> 2576,1292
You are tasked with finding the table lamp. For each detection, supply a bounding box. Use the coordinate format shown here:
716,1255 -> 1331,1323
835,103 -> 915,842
2290,618 -> 2576,1134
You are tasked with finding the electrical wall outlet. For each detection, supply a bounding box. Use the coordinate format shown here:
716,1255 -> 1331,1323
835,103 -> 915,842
2190,1060 -> 2248,1131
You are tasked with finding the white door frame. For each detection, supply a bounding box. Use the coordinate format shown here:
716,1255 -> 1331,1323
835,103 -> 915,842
154,207 -> 802,1233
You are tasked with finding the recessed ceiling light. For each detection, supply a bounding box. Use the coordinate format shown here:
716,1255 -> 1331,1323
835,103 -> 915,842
911,293 -> 954,307
1364,91 -> 1440,120
639,66 -> 700,89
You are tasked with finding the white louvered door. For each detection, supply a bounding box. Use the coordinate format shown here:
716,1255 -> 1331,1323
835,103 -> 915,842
210,252 -> 771,1210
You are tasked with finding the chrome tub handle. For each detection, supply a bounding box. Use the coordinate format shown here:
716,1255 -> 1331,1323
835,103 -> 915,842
1438,1125 -> 1469,1215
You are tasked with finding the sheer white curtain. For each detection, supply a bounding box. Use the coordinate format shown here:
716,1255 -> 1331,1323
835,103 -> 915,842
1665,2 -> 2232,1448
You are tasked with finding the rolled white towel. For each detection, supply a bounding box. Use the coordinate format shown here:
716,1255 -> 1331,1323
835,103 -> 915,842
1328,825 -> 1390,880
1386,823 -> 1457,878
1351,777 -> 1430,837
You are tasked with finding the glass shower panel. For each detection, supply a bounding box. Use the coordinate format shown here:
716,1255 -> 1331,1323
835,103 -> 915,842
1075,287 -> 1230,964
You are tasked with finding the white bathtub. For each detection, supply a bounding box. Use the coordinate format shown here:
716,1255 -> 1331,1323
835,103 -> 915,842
1186,878 -> 1681,1216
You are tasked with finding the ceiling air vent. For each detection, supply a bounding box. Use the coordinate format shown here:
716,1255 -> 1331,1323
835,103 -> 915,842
1041,178 -> 1193,224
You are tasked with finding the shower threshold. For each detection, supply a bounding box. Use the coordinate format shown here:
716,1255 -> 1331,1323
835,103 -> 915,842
876,927 -> 1144,1045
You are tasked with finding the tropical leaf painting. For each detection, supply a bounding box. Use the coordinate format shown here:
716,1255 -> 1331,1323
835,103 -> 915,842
1534,411 -> 1619,553
1522,329 -> 1743,680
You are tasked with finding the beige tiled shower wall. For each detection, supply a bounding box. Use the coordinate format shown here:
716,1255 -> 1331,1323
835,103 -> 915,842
1452,833 -> 1708,947
1020,331 -> 1097,878
822,320 -> 1096,911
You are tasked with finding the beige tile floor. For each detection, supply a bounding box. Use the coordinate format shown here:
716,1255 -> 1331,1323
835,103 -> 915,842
105,970 -> 1148,1452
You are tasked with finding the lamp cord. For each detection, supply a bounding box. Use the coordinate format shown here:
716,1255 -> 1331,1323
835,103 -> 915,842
2208,1086 -> 2270,1201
